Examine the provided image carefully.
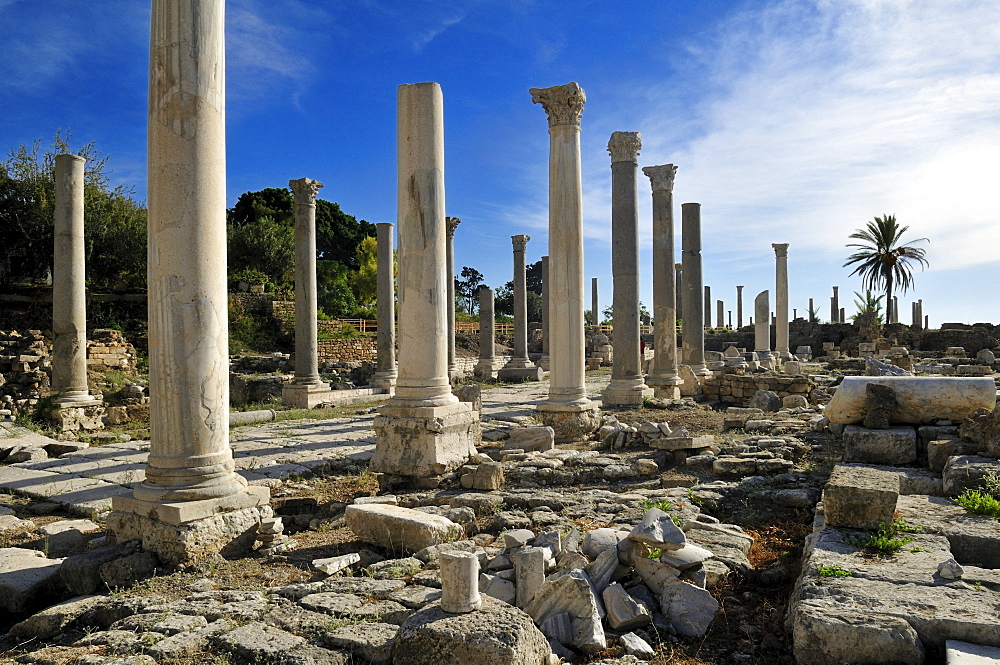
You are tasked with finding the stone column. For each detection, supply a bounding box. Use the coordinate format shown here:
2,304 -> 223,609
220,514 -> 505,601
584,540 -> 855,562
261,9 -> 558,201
675,264 -> 683,322
704,286 -> 712,328
924,314 -> 929,330
831,286 -> 840,323
440,551 -> 482,613
110,0 -> 267,566
530,82 -> 599,441
717,300 -> 724,329
372,82 -> 478,480
840,307 -> 845,324
371,222 -> 397,392
892,296 -> 899,324
508,235 -> 534,369
445,216 -> 461,381
736,285 -> 744,328
52,154 -> 100,409
283,178 -> 331,408
728,311 -> 732,328
809,297 -> 815,322
540,255 -> 550,370
773,243 -> 790,358
602,131 -> 651,407
681,203 -> 709,376
475,287 -> 497,380
793,308 -> 797,320
643,164 -> 682,399
591,277 -> 599,328
918,299 -> 924,331
755,290 -> 773,368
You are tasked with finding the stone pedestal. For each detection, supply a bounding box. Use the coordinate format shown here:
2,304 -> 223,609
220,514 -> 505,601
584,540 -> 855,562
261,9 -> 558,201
540,255 -> 550,371
446,216 -> 463,382
110,0 -> 265,565
602,131 -> 652,407
372,82 -> 478,482
773,243 -> 790,358
475,287 -> 497,380
371,222 -> 397,392
681,203 -> 709,376
736,285 -> 744,328
644,164 -> 683,400
754,290 -> 774,369
531,82 -> 599,441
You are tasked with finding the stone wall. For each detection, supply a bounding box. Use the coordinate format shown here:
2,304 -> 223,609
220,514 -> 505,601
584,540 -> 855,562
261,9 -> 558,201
0,330 -> 50,414
86,329 -> 138,371
700,371 -> 814,406
317,337 -> 377,363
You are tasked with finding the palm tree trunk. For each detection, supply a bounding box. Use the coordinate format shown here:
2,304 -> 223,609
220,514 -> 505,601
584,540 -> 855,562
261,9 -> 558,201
886,275 -> 893,324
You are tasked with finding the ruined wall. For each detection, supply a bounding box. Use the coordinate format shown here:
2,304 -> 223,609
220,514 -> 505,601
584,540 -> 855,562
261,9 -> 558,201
700,372 -> 814,406
317,338 -> 377,363
86,329 -> 137,371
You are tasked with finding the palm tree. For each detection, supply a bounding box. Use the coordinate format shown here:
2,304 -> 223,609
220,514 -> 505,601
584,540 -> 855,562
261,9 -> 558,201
843,215 -> 928,311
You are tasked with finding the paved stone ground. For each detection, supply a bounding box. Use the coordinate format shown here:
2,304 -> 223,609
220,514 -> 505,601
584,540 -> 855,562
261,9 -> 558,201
0,371 -> 611,516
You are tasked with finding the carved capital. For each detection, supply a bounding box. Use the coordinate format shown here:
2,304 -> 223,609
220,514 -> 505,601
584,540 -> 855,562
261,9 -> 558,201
736,285 -> 744,292
289,178 -> 323,204
642,163 -> 677,192
511,234 -> 530,252
530,82 -> 586,127
675,263 -> 683,271
446,216 -> 461,236
772,243 -> 789,258
608,131 -> 642,163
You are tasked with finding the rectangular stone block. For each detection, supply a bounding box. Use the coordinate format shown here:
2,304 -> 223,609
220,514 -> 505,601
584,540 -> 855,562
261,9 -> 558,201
345,503 -> 463,554
650,435 -> 715,451
822,464 -> 898,530
843,425 -> 917,465
927,439 -> 976,474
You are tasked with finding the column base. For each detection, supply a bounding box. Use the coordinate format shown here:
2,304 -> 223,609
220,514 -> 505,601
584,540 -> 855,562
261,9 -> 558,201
538,354 -> 550,371
372,401 -> 479,477
648,375 -> 684,401
50,396 -> 105,432
503,357 -> 536,370
474,360 -> 498,381
692,364 -> 712,377
496,366 -> 544,382
601,380 -> 654,408
370,371 -> 398,395
537,399 -> 600,443
653,385 -> 682,399
282,382 -> 334,409
107,485 -> 270,567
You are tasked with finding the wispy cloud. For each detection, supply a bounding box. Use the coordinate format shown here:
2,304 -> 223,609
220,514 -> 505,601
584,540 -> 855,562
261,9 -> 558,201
412,13 -> 468,51
226,1 -> 315,103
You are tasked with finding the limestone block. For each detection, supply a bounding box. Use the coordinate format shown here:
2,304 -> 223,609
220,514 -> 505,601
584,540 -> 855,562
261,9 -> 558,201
943,455 -> 1000,497
507,426 -> 555,452
479,573 -> 516,605
524,571 -> 607,653
650,434 -> 715,451
621,632 -> 656,658
37,518 -> 102,557
823,465 -> 899,530
629,508 -> 687,551
471,461 -> 504,490
346,504 -> 463,554
843,425 -> 917,465
792,601 -> 924,665
323,622 -> 397,664
927,439 -> 977,474
313,553 -> 361,576
513,546 -> 546,608
372,402 -> 479,477
659,544 -> 714,570
947,640 -> 1000,664
783,361 -> 802,375
0,547 -> 66,613
393,595 -> 550,665
749,390 -> 781,413
581,528 -> 624,560
659,579 -> 719,637
826,376 -> 996,425
712,456 -> 759,478
782,394 -> 808,409
59,543 -> 137,595
8,594 -> 104,640
601,582 -> 651,630
631,556 -> 681,595
0,514 -> 34,536
99,551 -> 159,589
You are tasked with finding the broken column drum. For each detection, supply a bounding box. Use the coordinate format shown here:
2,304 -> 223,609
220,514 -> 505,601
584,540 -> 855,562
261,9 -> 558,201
446,216 -> 461,381
681,203 -> 710,376
530,82 -> 599,441
773,243 -> 789,358
643,163 -> 683,399
372,82 -> 479,479
602,131 -> 652,407
440,550 -> 482,613
371,222 -> 397,392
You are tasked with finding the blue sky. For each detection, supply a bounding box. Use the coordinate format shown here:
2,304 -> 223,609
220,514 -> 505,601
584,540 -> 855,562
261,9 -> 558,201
3,0 -> 999,325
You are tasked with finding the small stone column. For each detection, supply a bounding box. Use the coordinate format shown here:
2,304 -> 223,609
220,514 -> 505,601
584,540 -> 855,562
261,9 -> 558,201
644,164 -> 682,399
840,307 -> 845,324
446,216 -> 461,382
283,177 -> 332,408
892,296 -> 899,324
755,290 -> 773,368
602,131 -> 652,407
717,300 -> 724,329
736,285 -> 744,328
918,300 -> 924,331
924,314 -> 929,329
498,235 -> 539,381
372,82 -> 479,480
109,0 -> 268,567
704,286 -> 712,328
675,264 -> 683,322
831,286 -> 840,323
440,551 -> 482,613
531,82 -> 599,441
773,243 -> 790,358
475,287 -> 497,380
809,297 -> 815,322
371,222 -> 397,392
591,277 -> 599,328
681,203 -> 709,376
540,255 -> 550,370
728,311 -> 732,328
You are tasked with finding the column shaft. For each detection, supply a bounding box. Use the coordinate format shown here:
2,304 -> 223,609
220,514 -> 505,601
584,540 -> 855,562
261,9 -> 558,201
446,217 -> 460,378
372,222 -> 397,390
509,235 -> 533,367
704,286 -> 712,328
755,290 -> 772,364
591,277 -> 599,327
736,286 -> 744,329
675,264 -> 683,322
476,287 -> 496,378
832,286 -> 840,323
717,300 -> 724,329
644,165 -> 681,397
541,256 -> 550,368
681,203 -> 708,375
291,178 -> 323,385
773,243 -> 789,356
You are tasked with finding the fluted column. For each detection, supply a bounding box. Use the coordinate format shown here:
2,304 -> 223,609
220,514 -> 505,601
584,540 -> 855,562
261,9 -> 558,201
530,82 -> 599,441
681,203 -> 709,376
475,287 -> 496,379
602,131 -> 651,407
644,164 -> 682,399
773,243 -> 789,357
736,286 -> 744,328
507,234 -> 534,369
755,290 -> 773,368
446,216 -> 461,380
371,222 -> 397,392
540,256 -> 550,370
52,154 -> 98,406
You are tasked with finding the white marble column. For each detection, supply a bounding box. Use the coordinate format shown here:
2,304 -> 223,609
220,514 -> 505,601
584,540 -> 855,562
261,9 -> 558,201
372,82 -> 478,479
736,285 -> 744,328
111,1 -> 267,564
540,255 -> 550,370
445,216 -> 462,381
531,82 -> 599,442
508,234 -> 534,369
755,290 -> 774,368
371,222 -> 397,392
475,287 -> 496,380
773,243 -> 790,358
681,203 -> 709,376
52,154 -> 99,407
602,131 -> 651,407
644,164 -> 682,399
704,286 -> 712,328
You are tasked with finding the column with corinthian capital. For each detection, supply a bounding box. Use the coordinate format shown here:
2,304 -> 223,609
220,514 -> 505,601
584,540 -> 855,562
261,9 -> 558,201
644,164 -> 683,399
530,82 -> 600,441
773,243 -> 790,359
445,216 -> 463,382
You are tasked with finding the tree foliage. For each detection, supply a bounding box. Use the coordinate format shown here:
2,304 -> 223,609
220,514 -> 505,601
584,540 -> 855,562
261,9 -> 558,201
455,266 -> 484,314
844,215 -> 929,308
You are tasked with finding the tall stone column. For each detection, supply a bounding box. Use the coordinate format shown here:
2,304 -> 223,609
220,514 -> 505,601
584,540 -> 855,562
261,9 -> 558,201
675,264 -> 683,322
918,299 -> 924,331
808,297 -> 815,322
736,285 -> 744,328
773,243 -> 790,358
602,131 -> 651,407
754,290 -> 773,368
475,287 -> 497,380
283,178 -> 332,408
892,296 -> 899,324
509,235 -> 534,368
110,0 -> 267,566
831,286 -> 840,323
717,300 -> 724,329
591,277 -> 599,328
704,286 -> 712,328
372,82 -> 478,480
644,164 -> 682,399
445,216 -> 462,382
371,222 -> 397,392
540,256 -> 550,370
681,203 -> 709,376
530,82 -> 599,441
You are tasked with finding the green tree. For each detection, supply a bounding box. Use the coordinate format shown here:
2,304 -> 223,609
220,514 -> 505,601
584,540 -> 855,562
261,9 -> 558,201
227,215 -> 294,286
316,200 -> 375,268
227,187 -> 293,228
317,260 -> 358,318
851,290 -> 884,324
455,266 -> 484,314
351,235 -> 378,317
844,215 -> 929,309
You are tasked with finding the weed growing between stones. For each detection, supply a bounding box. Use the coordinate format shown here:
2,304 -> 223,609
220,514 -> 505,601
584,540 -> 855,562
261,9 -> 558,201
817,564 -> 852,577
848,521 -> 915,555
955,489 -> 1000,518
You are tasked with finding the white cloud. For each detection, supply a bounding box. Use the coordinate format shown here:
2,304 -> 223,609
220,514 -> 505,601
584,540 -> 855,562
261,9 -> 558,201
226,1 -> 314,103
